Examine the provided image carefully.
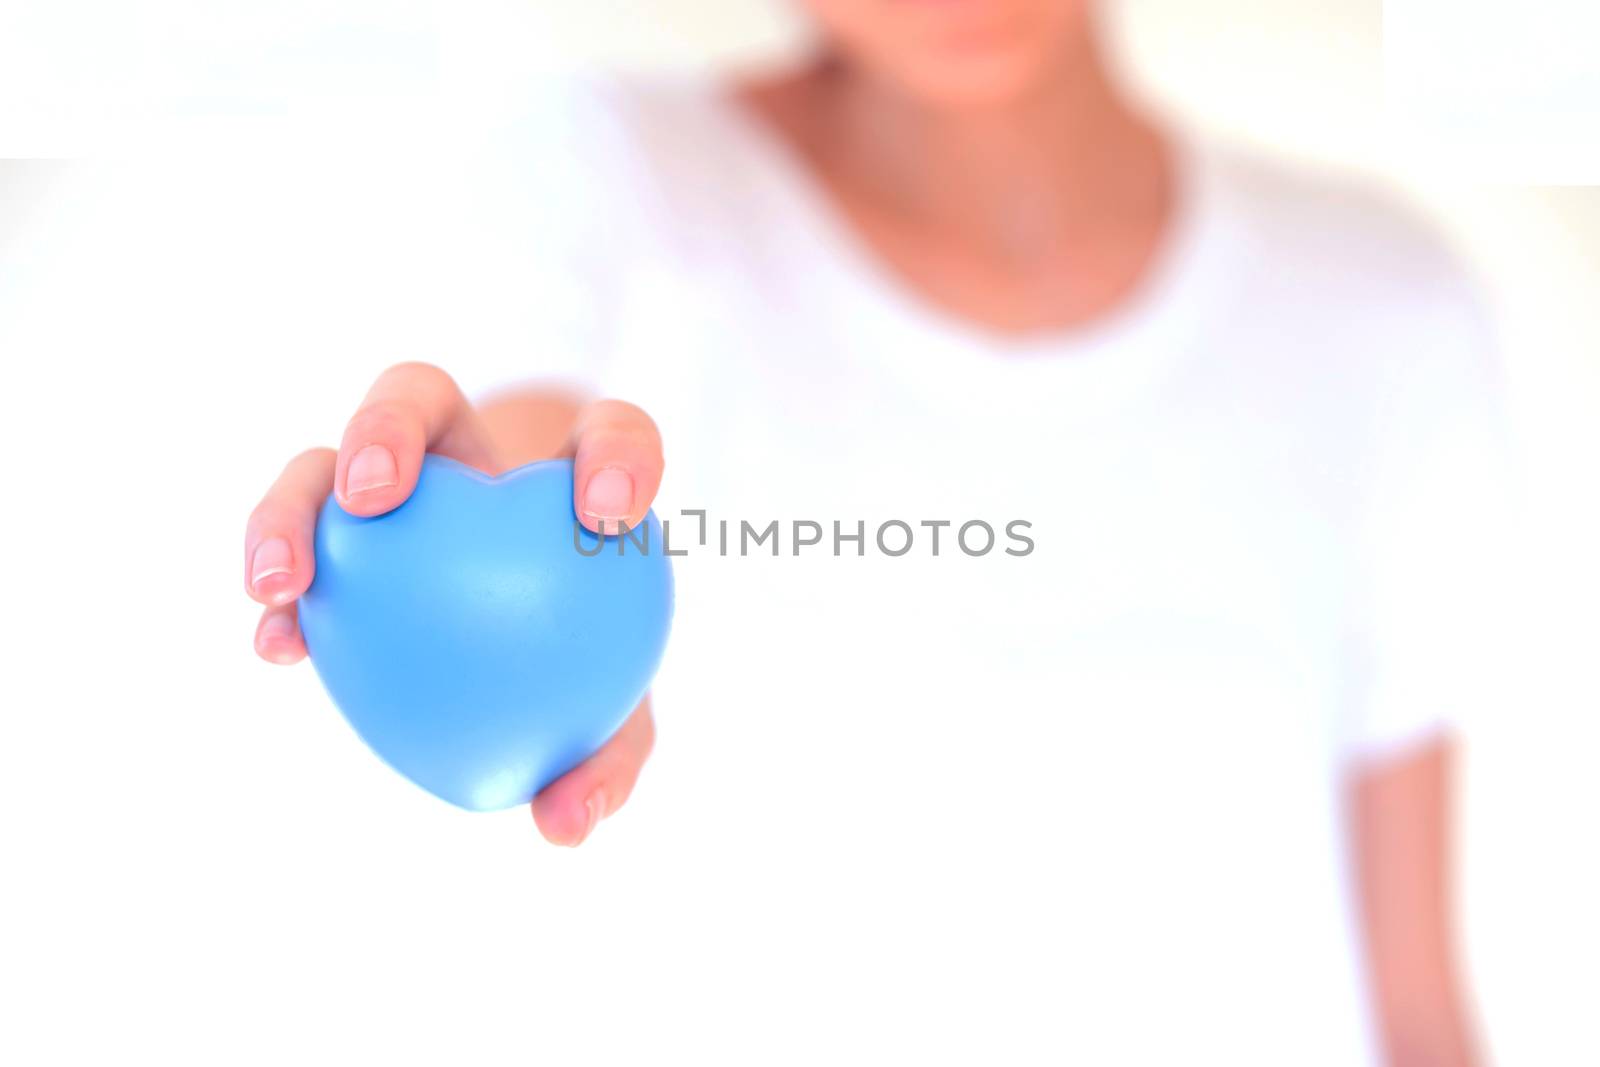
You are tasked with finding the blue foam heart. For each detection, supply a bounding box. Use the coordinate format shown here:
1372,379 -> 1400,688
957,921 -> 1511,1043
298,454 -> 674,811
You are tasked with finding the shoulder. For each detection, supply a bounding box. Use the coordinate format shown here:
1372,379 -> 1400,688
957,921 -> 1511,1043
1193,145 -> 1497,396
1203,147 -> 1485,325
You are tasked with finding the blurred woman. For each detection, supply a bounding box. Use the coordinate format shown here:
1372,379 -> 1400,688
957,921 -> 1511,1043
244,3 -> 1502,1063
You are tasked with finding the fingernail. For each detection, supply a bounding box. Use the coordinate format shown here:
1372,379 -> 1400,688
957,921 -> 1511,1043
582,467 -> 634,521
258,611 -> 299,663
250,537 -> 293,590
574,789 -> 607,847
259,611 -> 296,644
346,445 -> 398,496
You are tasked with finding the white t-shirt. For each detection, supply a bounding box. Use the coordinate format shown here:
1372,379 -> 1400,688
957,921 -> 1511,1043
450,78 -> 1514,1065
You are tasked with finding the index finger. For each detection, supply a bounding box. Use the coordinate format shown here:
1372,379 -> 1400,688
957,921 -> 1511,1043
334,362 -> 502,517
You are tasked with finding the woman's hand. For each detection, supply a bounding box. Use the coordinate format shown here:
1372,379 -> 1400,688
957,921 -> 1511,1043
242,362 -> 664,846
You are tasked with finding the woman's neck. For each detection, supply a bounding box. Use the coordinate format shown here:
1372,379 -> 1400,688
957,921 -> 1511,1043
831,38 -> 1161,250
739,38 -> 1176,335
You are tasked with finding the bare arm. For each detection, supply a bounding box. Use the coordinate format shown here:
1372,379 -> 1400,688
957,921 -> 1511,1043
1350,738 -> 1484,1067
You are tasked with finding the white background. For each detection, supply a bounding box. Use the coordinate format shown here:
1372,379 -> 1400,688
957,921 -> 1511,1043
2,3 -> 1597,1064
1386,0 -> 1600,181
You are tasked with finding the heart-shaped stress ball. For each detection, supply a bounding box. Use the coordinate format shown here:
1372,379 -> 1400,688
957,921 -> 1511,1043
298,455 -> 674,811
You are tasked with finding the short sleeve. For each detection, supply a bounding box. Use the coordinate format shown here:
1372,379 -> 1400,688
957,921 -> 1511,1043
440,79 -> 644,403
1344,266 -> 1522,762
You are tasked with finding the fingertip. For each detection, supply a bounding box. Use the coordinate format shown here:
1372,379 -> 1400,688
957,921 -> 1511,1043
336,402 -> 429,516
245,534 -> 310,606
255,606 -> 306,665
571,400 -> 663,534
335,441 -> 410,515
531,782 -> 600,847
260,644 -> 306,666
250,573 -> 303,608
530,702 -> 652,845
577,465 -> 642,534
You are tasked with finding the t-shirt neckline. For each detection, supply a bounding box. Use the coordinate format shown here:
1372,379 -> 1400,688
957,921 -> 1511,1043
696,78 -> 1223,389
